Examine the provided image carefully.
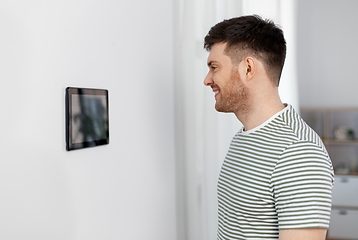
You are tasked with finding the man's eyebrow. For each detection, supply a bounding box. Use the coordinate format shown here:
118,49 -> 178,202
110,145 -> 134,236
207,61 -> 218,67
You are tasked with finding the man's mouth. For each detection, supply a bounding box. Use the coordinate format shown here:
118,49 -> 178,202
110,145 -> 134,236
213,89 -> 220,98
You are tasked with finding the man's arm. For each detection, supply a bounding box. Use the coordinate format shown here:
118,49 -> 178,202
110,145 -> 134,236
279,228 -> 327,240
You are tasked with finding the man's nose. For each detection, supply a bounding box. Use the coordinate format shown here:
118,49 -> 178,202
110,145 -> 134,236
204,72 -> 213,86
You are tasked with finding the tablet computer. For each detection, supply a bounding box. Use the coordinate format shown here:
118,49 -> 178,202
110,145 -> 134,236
66,87 -> 109,151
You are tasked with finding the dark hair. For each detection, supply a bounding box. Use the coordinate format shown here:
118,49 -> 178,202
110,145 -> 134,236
204,15 -> 286,86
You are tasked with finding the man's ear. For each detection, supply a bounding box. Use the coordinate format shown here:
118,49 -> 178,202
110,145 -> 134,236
243,57 -> 256,81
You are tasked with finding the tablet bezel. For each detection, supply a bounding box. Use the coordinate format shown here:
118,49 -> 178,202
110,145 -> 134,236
65,87 -> 109,151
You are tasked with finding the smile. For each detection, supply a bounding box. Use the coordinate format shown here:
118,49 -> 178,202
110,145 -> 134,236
213,89 -> 220,98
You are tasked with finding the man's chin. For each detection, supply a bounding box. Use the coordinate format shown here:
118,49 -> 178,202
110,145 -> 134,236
215,104 -> 231,113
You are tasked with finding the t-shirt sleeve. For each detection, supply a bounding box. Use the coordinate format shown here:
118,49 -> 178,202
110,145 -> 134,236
271,141 -> 335,229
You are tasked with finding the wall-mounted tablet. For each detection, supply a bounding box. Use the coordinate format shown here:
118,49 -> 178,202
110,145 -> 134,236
66,87 -> 109,151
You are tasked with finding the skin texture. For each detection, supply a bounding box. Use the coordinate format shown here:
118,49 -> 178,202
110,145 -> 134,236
279,228 -> 327,240
204,42 -> 328,239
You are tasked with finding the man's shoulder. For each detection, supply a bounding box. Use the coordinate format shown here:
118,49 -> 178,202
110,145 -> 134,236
275,105 -> 323,143
231,105 -> 327,157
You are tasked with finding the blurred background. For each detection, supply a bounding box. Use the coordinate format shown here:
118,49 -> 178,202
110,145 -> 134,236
0,0 -> 357,239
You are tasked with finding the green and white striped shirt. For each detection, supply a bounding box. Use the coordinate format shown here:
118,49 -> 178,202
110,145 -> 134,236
217,104 -> 334,240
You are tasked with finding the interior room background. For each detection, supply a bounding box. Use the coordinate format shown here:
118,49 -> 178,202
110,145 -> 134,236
0,0 -> 356,240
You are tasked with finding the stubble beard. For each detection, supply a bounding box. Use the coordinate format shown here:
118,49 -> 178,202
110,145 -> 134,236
215,68 -> 250,117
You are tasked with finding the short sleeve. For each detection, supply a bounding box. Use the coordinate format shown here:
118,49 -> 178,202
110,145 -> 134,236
271,141 -> 334,229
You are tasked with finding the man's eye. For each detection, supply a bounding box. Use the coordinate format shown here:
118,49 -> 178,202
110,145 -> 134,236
211,66 -> 217,71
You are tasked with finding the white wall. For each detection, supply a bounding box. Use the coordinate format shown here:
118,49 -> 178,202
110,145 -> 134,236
297,0 -> 358,108
0,1 -> 176,240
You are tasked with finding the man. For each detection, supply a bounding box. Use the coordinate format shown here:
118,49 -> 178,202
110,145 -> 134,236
203,15 -> 334,240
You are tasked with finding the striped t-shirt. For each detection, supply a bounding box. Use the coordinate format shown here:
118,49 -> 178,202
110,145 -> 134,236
217,104 -> 334,240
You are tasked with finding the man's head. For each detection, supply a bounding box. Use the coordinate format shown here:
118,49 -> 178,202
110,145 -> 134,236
204,15 -> 286,86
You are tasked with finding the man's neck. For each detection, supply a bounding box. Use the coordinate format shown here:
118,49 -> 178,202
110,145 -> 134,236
236,99 -> 285,131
